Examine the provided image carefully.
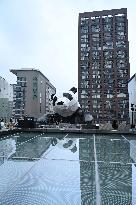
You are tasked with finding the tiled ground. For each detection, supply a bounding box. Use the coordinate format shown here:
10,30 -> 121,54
0,132 -> 136,205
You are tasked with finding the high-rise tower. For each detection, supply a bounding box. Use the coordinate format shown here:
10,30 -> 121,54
78,8 -> 130,123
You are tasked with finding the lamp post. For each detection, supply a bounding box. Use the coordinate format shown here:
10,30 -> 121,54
131,103 -> 135,129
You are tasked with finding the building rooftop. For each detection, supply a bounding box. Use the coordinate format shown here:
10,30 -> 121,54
10,68 -> 48,80
10,68 -> 56,90
79,8 -> 127,16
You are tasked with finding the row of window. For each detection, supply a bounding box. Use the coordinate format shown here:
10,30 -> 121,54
81,31 -> 125,38
81,78 -> 127,86
81,25 -> 126,33
91,65 -> 128,72
92,36 -> 125,42
33,76 -> 38,100
81,50 -> 127,59
81,41 -> 126,51
86,55 -> 125,61
81,87 -> 128,98
90,60 -> 128,69
17,77 -> 26,82
91,25 -> 126,32
81,16 -> 126,26
80,86 -> 128,95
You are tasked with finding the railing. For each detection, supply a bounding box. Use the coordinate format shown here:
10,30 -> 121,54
99,122 -> 130,131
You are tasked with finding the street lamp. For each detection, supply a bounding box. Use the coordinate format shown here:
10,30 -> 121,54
131,103 -> 135,129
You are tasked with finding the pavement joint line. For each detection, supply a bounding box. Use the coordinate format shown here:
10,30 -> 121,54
6,156 -> 136,165
16,133 -> 46,147
121,134 -> 136,149
93,134 -> 101,205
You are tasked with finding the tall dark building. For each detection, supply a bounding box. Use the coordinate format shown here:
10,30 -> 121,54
78,8 -> 130,124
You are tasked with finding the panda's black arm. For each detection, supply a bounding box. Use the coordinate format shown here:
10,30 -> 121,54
63,93 -> 73,101
53,96 -> 57,106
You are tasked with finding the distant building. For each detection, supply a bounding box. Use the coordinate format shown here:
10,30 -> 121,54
128,73 -> 136,124
0,76 -> 13,121
10,68 -> 56,119
78,8 -> 130,124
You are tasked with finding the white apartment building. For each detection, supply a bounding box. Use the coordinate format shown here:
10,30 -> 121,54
0,76 -> 13,121
128,73 -> 136,124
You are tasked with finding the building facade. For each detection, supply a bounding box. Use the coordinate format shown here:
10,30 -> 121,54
78,8 -> 130,124
0,76 -> 13,122
128,73 -> 136,125
10,68 -> 56,119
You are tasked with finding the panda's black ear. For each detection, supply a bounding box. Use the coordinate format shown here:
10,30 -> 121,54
70,87 -> 77,94
51,94 -> 55,100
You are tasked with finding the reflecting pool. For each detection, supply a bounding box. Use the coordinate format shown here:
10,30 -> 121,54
0,132 -> 136,204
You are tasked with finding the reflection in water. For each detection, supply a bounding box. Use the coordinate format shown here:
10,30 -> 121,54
0,133 -> 136,204
79,135 -> 134,204
0,133 -> 81,205
11,136 -> 51,159
130,140 -> 136,162
0,138 -> 16,159
51,137 -> 77,153
132,164 -> 136,204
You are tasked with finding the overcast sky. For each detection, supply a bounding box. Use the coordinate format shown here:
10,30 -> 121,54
0,0 -> 136,96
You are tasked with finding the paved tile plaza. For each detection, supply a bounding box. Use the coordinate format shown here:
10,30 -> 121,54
0,131 -> 136,204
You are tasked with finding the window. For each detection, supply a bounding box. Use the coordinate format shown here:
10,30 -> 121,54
104,61 -> 113,69
104,51 -> 113,59
81,25 -> 89,34
117,93 -> 126,98
81,51 -> 89,57
92,94 -> 100,98
92,33 -> 100,41
116,50 -> 126,58
104,24 -> 112,32
81,17 -> 89,25
103,16 -> 113,23
117,59 -> 127,68
91,17 -> 100,24
116,41 -> 126,48
92,61 -> 101,69
103,41 -> 113,50
92,41 -> 101,50
91,25 -> 100,32
81,80 -> 89,89
104,33 -> 112,41
107,94 -> 113,98
115,15 -> 125,23
81,65 -> 89,71
116,22 -> 125,31
81,38 -> 89,43
92,51 -> 100,60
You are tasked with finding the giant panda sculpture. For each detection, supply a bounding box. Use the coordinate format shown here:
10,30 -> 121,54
50,87 -> 84,124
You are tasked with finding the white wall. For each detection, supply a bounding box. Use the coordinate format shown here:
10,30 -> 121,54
128,74 -> 136,124
0,77 -> 13,99
0,76 -> 13,121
